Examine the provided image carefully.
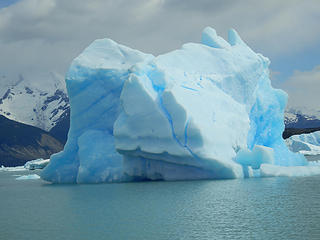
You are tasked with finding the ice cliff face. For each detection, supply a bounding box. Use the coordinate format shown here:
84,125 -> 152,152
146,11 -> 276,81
41,27 -> 308,183
286,131 -> 320,156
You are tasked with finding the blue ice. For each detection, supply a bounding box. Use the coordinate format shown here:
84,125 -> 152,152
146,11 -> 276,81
41,27 -> 314,184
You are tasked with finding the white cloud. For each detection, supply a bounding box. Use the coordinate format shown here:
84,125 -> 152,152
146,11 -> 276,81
280,65 -> 320,111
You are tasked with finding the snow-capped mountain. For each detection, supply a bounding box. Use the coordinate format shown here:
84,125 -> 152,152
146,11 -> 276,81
284,107 -> 320,129
0,72 -> 69,131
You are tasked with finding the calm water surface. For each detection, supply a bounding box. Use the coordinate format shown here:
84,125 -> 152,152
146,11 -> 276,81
1,169 -> 320,240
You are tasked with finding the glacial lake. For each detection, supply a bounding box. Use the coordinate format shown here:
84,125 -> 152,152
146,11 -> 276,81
1,164 -> 320,240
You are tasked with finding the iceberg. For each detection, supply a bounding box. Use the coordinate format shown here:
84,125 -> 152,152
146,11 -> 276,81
286,131 -> 320,155
41,27 -> 309,184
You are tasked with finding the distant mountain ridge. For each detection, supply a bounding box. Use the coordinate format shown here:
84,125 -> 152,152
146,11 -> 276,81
284,108 -> 320,129
0,72 -> 69,131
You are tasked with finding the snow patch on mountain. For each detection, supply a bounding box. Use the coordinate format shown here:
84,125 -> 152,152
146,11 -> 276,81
285,107 -> 320,129
0,72 -> 69,131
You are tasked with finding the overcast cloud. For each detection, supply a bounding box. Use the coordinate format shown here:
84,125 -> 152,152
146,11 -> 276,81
280,65 -> 320,111
0,0 -> 319,109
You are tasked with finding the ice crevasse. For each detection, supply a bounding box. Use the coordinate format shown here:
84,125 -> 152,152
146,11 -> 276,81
41,27 -> 315,183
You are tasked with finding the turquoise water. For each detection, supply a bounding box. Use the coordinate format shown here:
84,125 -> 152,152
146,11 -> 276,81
1,169 -> 320,240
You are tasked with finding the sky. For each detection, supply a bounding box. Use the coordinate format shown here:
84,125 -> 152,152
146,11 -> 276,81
0,0 -> 319,112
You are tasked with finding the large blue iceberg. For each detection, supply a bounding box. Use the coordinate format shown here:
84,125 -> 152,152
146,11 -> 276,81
41,27 -> 310,183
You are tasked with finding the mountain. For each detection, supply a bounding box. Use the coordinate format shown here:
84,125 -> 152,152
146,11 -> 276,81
283,108 -> 320,139
0,72 -> 69,132
0,115 -> 63,167
284,108 -> 320,129
49,108 -> 70,144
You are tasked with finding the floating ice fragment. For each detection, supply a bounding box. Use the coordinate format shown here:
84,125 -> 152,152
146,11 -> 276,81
0,166 -> 26,172
24,158 -> 50,170
16,174 -> 40,180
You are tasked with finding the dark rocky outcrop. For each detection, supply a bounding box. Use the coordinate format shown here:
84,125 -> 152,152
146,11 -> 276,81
282,127 -> 320,139
0,115 -> 63,167
49,108 -> 70,144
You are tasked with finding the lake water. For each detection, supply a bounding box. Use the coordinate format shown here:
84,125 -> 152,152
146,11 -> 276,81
1,168 -> 320,240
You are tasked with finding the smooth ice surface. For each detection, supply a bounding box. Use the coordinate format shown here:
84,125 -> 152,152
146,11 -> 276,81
286,131 -> 320,155
41,27 -> 310,183
236,145 -> 274,177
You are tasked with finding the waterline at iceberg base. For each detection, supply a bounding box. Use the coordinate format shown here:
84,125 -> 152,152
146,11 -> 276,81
41,27 -> 318,184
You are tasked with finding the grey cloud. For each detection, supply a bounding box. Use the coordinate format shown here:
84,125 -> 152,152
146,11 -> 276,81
280,65 -> 320,111
0,0 -> 319,83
